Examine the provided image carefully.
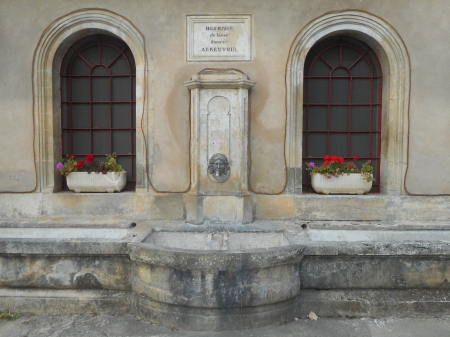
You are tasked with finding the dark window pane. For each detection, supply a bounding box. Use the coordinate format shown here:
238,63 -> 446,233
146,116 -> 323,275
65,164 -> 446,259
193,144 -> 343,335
308,133 -> 327,157
93,130 -> 110,154
351,58 -> 371,76
110,55 -> 131,75
92,77 -> 110,101
71,78 -> 90,101
61,104 -> 70,128
112,77 -> 131,101
351,106 -> 371,130
331,78 -> 350,103
81,45 -> 99,67
101,46 -> 120,66
71,104 -> 90,128
112,104 -> 131,128
321,47 -> 339,68
92,66 -> 109,75
308,106 -> 328,130
62,130 -> 71,154
352,79 -> 371,103
330,106 -> 348,131
351,133 -> 369,157
330,133 -> 347,156
61,77 -> 69,101
113,130 -> 131,154
71,58 -> 91,75
308,79 -> 328,103
72,130 -> 90,154
342,47 -> 360,68
309,58 -> 331,76
92,104 -> 110,128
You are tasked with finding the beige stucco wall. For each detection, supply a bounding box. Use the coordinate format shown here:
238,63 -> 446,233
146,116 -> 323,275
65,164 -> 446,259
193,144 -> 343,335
1,0 -> 449,195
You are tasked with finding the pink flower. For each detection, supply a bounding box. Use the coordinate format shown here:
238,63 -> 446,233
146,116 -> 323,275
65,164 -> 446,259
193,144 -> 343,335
56,162 -> 64,169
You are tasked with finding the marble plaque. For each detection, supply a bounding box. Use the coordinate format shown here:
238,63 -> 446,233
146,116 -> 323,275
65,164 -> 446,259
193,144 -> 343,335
187,15 -> 252,62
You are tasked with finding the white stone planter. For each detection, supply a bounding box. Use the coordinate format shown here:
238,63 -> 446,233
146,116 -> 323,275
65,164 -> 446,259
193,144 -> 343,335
311,173 -> 372,195
66,172 -> 127,193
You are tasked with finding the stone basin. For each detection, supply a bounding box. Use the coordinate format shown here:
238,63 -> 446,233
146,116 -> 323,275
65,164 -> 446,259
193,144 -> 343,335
143,230 -> 291,250
129,229 -> 303,331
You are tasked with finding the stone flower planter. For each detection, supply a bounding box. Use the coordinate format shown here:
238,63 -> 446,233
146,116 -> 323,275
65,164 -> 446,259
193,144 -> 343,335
66,172 -> 127,193
311,173 -> 372,195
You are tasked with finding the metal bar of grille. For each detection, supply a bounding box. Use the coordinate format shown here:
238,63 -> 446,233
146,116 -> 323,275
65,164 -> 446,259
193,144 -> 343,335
302,36 -> 382,193
304,103 -> 381,106
60,34 -> 137,191
62,74 -> 136,77
306,76 -> 382,79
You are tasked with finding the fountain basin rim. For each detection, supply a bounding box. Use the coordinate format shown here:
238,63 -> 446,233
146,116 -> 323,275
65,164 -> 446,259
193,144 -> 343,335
128,242 -> 304,271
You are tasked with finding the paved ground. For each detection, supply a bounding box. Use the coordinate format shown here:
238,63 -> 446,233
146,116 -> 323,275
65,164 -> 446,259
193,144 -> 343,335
0,314 -> 449,337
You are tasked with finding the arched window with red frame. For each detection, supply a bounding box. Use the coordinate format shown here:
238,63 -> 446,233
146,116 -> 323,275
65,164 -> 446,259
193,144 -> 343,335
302,36 -> 382,193
60,34 -> 136,191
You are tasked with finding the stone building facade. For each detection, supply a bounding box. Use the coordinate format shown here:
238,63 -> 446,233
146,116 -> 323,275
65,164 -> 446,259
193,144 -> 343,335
1,0 -> 449,221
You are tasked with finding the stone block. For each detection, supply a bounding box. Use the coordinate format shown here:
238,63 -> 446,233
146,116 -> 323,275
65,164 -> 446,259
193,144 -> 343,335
255,195 -> 295,219
186,194 -> 253,224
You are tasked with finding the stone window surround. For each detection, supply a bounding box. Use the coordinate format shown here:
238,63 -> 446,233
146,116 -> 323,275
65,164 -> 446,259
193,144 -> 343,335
33,9 -> 151,193
286,10 -> 410,195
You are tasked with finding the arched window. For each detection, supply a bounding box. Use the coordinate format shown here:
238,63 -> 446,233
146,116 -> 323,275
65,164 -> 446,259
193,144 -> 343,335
302,36 -> 382,193
61,34 -> 136,190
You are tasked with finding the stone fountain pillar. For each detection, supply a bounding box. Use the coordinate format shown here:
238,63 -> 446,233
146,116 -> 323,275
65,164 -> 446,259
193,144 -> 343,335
184,69 -> 256,224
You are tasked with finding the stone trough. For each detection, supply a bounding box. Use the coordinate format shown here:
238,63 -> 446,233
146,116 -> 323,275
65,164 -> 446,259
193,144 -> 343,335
0,221 -> 449,330
129,229 -> 303,331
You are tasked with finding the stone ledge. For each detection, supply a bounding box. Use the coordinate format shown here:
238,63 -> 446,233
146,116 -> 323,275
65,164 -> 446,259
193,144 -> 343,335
298,289 -> 450,318
0,289 -> 131,315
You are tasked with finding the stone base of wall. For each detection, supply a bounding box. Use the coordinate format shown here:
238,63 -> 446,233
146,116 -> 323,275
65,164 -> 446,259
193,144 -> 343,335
298,289 -> 450,318
1,193 -> 450,222
0,289 -> 131,315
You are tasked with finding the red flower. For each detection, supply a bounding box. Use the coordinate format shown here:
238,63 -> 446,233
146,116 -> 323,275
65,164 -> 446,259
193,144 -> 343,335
349,163 -> 354,169
324,160 -> 330,165
75,160 -> 85,169
85,154 -> 94,163
324,154 -> 330,161
353,155 -> 360,161
338,156 -> 344,163
330,155 -> 338,162
68,154 -> 75,159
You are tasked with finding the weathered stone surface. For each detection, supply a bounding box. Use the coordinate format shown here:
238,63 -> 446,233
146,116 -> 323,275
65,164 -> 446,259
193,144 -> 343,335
255,195 -> 296,219
184,69 -> 255,224
298,289 -> 450,318
129,229 -> 303,330
133,294 -> 300,331
0,289 -> 131,315
0,221 -> 449,329
0,255 -> 131,290
300,256 -> 450,289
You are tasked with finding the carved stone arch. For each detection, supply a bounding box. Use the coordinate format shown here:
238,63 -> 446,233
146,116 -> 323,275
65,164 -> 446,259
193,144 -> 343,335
33,8 -> 151,192
286,10 -> 410,194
